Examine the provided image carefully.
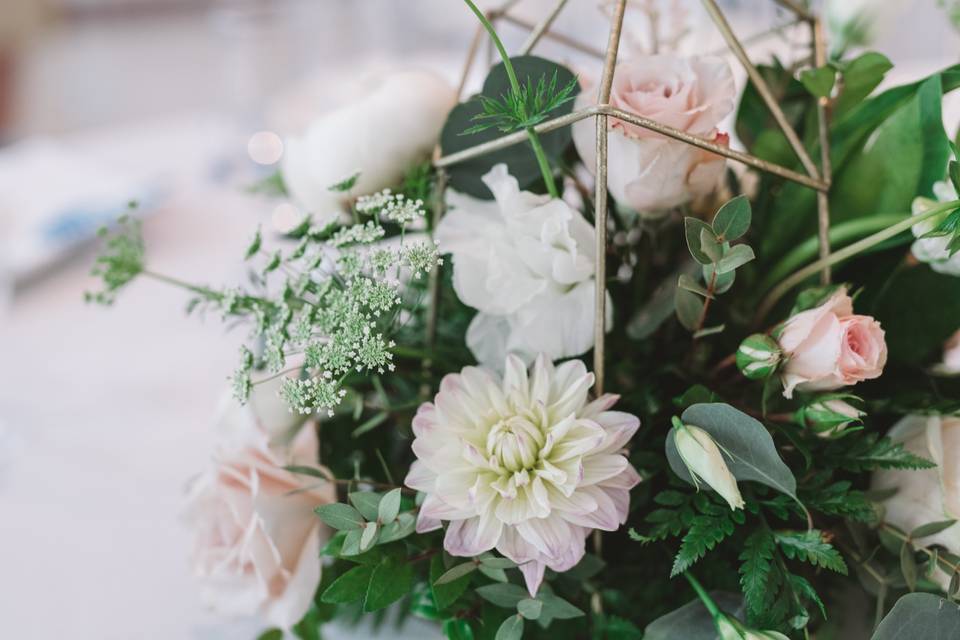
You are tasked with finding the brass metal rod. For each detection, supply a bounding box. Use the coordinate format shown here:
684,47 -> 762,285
812,16 -> 833,284
433,104 -> 829,191
519,0 -> 570,55
499,13 -> 606,59
434,106 -> 600,167
601,106 -> 828,191
700,0 -> 821,180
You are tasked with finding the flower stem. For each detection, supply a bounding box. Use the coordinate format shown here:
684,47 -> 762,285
461,0 -> 560,198
757,214 -> 907,295
756,199 -> 960,322
142,270 -> 222,299
683,572 -> 722,619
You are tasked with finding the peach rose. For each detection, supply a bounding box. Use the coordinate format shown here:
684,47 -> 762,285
183,420 -> 335,628
572,54 -> 735,215
933,329 -> 960,376
778,287 -> 887,398
873,414 -> 960,591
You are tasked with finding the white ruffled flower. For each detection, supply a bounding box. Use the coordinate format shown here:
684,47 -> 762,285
436,164 -> 610,367
405,355 -> 641,595
933,329 -> 960,376
911,181 -> 960,276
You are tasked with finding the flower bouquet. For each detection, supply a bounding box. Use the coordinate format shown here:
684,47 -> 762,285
88,0 -> 960,638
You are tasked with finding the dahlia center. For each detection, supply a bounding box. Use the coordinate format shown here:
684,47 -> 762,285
486,415 -> 545,472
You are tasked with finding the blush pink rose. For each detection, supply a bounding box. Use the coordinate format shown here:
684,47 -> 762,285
183,421 -> 335,629
572,54 -> 736,215
778,287 -> 888,398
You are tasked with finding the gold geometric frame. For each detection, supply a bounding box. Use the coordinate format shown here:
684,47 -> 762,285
431,0 -> 833,398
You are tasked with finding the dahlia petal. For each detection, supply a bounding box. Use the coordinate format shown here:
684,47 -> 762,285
598,463 -> 641,491
593,411 -> 641,453
420,494 -> 475,521
530,354 -> 553,406
517,515 -> 574,559
445,514 -> 503,557
496,526 -> 540,564
404,460 -> 436,492
579,393 -> 620,419
416,513 -> 443,534
519,560 -> 547,596
546,485 -> 598,516
559,485 -> 620,531
580,454 -> 630,486
503,354 -> 530,398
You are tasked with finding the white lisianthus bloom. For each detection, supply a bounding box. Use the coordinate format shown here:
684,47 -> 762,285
911,181 -> 960,277
405,354 -> 640,595
873,414 -> 960,591
282,70 -> 455,221
673,424 -> 744,510
437,164 -> 610,367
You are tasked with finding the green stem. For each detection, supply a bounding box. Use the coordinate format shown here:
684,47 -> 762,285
142,270 -> 222,299
758,214 -> 907,295
756,200 -> 960,322
683,572 -> 722,619
461,0 -> 559,198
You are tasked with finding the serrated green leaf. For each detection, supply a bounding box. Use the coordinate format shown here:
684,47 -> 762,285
774,530 -> 848,574
315,503 -> 365,531
740,529 -> 776,618
712,195 -> 752,241
377,488 -> 402,524
670,508 -> 739,576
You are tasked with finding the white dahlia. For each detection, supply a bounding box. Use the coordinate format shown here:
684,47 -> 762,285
405,354 -> 640,595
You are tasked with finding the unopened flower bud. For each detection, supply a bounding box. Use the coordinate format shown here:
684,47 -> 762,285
673,420 -> 744,511
736,334 -> 782,380
799,396 -> 865,438
716,614 -> 789,640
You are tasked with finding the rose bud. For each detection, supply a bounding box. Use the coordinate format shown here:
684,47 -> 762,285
672,419 -> 744,511
797,396 -> 865,438
736,334 -> 782,380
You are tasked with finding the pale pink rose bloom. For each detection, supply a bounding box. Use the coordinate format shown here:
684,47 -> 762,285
778,287 -> 887,398
183,421 -> 335,629
405,355 -> 640,595
572,54 -> 736,215
873,414 -> 960,591
933,329 -> 960,375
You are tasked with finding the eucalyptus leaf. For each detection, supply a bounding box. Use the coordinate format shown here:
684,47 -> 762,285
476,583 -> 529,609
712,195 -> 752,241
900,543 -> 918,592
349,492 -> 382,521
666,403 -> 798,501
359,521 -> 380,552
431,555 -> 471,610
699,228 -> 723,263
912,520 -> 958,539
379,512 -> 416,543
871,592 -> 960,639
377,488 -> 402,524
315,503 -> 365,531
703,263 -> 735,295
517,598 -> 543,620
435,562 -> 478,586
675,287 -> 705,332
716,244 -> 756,275
495,615 -> 524,640
364,557 -> 414,612
678,273 -> 711,298
320,564 -> 375,604
684,218 -> 716,265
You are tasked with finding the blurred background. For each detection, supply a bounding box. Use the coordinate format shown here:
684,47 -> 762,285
0,1 -> 956,638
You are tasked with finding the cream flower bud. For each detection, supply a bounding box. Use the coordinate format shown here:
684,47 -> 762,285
799,396 -> 865,438
932,329 -> 960,376
717,614 -> 789,640
673,421 -> 744,510
736,334 -> 782,380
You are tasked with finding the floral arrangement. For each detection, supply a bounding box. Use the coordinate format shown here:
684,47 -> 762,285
88,1 -> 960,638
